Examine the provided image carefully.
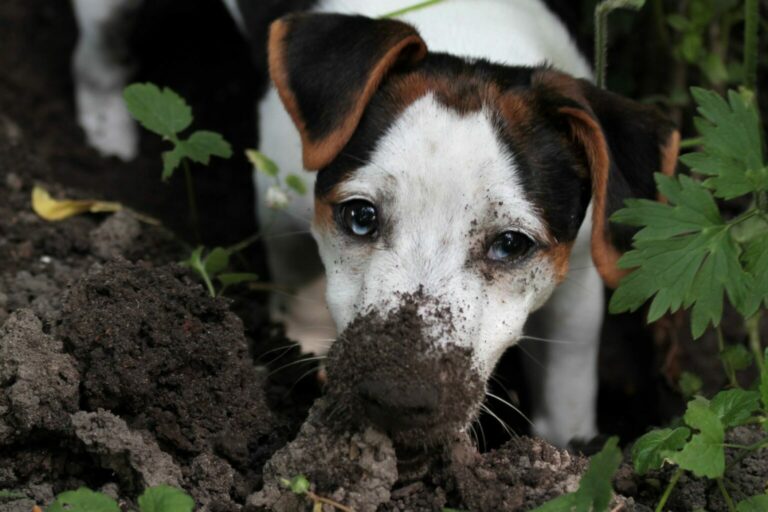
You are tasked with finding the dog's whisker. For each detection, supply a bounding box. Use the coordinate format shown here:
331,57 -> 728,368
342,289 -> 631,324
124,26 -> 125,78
515,343 -> 545,370
480,403 -> 516,439
286,366 -> 322,394
268,355 -> 326,377
519,335 -> 588,346
259,344 -> 300,364
486,391 -> 533,427
260,230 -> 314,240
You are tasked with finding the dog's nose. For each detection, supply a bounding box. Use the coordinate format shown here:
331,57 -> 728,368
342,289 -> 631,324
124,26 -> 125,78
358,379 -> 439,430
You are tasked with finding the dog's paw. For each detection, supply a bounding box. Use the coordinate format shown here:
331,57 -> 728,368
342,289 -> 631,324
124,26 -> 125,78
76,87 -> 139,161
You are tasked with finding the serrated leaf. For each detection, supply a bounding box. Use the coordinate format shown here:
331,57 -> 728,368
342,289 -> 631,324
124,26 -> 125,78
138,485 -> 194,512
710,389 -> 761,428
180,130 -> 232,165
162,145 -> 184,181
670,398 -> 725,478
285,174 -> 307,195
48,488 -> 120,512
684,88 -> 765,199
124,83 -> 192,137
632,427 -> 691,475
204,247 -> 232,276
246,149 -> 280,177
743,234 -> 768,311
737,495 -> 768,512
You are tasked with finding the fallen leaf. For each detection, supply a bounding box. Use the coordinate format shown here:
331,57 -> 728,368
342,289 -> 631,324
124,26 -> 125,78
31,186 -> 122,221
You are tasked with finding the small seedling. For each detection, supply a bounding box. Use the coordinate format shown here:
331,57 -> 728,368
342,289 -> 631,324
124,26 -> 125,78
531,437 -> 623,512
124,83 -> 233,240
46,485 -> 194,512
182,245 -> 258,298
246,149 -> 307,211
280,475 -> 354,512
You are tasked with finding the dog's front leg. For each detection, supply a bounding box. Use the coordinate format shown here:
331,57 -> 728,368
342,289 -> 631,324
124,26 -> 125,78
521,216 -> 603,447
71,0 -> 142,160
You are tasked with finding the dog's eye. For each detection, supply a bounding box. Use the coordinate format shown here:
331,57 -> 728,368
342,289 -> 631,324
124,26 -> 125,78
338,200 -> 378,237
487,231 -> 535,262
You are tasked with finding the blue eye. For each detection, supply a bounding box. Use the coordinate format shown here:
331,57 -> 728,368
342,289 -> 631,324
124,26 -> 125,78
487,231 -> 535,262
338,200 -> 378,237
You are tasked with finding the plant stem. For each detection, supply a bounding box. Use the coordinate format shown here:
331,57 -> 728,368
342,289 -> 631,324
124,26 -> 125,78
594,0 -> 648,89
679,137 -> 704,149
379,0 -> 445,18
716,326 -> 739,388
743,0 -> 759,93
182,159 -> 201,243
747,310 -> 765,374
655,467 -> 683,512
717,478 -> 737,512
726,435 -> 768,471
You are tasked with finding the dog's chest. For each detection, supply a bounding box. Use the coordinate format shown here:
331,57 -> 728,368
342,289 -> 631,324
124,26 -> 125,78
313,0 -> 591,79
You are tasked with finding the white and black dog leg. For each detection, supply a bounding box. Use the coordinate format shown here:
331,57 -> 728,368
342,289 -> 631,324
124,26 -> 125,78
71,0 -> 142,160
522,212 -> 603,447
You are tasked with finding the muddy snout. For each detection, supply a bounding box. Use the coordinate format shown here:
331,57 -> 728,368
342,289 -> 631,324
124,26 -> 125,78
324,293 -> 484,445
358,374 -> 440,431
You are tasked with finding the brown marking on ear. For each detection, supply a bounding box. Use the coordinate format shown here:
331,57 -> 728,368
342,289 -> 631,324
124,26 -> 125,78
657,130 -> 681,203
558,106 -> 628,288
543,242 -> 575,282
269,18 -> 426,170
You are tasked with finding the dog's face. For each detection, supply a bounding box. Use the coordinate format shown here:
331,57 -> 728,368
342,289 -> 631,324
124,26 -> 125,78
269,13 -> 678,445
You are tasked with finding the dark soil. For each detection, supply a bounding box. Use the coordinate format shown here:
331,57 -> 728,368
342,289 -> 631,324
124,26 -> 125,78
2,1 -> 768,511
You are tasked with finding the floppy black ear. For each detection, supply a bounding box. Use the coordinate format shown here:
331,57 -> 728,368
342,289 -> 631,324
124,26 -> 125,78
268,13 -> 428,170
533,70 -> 680,288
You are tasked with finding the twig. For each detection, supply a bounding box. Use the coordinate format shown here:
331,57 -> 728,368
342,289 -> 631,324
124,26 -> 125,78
306,490 -> 355,512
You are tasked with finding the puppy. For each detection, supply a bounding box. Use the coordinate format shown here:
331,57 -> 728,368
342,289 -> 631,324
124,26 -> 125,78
71,0 -> 679,447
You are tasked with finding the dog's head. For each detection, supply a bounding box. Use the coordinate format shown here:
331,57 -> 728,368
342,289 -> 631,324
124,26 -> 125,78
268,13 -> 678,445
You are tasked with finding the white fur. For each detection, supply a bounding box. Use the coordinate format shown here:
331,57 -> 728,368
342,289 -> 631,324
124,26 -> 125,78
71,0 -> 141,160
312,95 -> 559,377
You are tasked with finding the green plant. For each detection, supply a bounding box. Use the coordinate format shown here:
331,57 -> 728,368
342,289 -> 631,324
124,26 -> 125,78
280,475 -> 353,512
631,350 -> 768,511
246,149 -> 307,211
182,242 -> 259,298
593,0 -> 648,88
47,485 -> 193,512
531,437 -> 623,512
123,83 -> 233,240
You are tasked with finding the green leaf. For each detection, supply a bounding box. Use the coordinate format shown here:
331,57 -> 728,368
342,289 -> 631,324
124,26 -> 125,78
203,247 -> 232,276
124,83 -> 192,138
669,397 -> 725,478
721,344 -> 754,372
138,485 -> 194,512
283,475 -> 310,495
743,234 -> 768,312
285,174 -> 307,195
246,149 -> 280,177
679,371 -> 703,398
0,490 -> 26,499
737,495 -> 768,512
632,427 -> 691,475
531,437 -> 622,512
48,488 -> 120,512
162,146 -> 184,181
683,88 -> 766,199
710,389 -> 761,428
180,130 -> 232,165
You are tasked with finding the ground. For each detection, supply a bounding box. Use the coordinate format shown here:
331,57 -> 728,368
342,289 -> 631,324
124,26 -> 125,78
1,1 -> 767,511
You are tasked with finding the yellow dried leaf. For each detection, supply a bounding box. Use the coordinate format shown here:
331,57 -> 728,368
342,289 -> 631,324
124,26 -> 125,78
31,186 -> 122,221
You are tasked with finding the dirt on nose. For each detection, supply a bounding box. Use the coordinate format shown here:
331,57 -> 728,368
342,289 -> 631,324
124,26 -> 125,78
324,291 -> 484,447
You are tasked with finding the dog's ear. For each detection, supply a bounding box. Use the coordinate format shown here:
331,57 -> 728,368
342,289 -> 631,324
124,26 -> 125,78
268,13 -> 427,170
533,70 -> 680,288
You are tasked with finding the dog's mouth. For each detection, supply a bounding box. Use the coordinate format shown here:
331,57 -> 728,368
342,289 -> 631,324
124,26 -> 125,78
323,291 -> 484,449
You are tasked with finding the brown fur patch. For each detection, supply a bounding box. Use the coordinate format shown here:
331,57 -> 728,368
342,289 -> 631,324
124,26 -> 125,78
558,106 -> 628,288
657,130 -> 681,203
543,242 -> 574,282
269,18 -> 427,170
